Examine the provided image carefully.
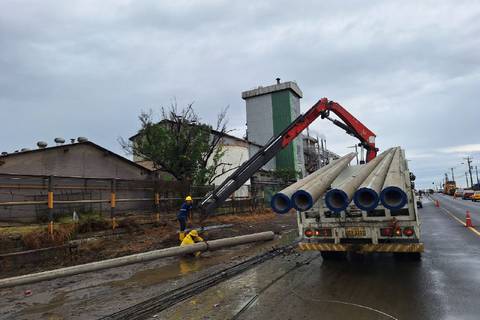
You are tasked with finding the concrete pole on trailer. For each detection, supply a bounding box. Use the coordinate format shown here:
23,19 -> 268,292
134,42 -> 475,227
0,231 -> 275,289
380,147 -> 408,210
291,152 -> 357,211
270,158 -> 339,213
324,150 -> 388,213
353,148 -> 395,211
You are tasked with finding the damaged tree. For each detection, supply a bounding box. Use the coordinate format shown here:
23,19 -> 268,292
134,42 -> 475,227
120,103 -> 235,185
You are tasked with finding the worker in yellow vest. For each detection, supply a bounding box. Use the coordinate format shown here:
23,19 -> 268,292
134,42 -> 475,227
180,229 -> 205,257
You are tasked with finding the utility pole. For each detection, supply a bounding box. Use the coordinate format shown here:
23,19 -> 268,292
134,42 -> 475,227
465,172 -> 469,188
464,156 -> 474,188
476,165 -> 479,186
445,173 -> 449,184
450,167 -> 455,183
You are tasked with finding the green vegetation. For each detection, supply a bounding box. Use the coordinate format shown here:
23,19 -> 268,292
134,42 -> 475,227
119,103 -> 234,185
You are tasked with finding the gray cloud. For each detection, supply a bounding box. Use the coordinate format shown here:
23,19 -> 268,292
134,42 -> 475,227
1,0 -> 479,189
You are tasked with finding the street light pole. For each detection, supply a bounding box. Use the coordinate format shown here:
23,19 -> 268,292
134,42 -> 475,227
450,167 -> 455,183
464,156 -> 474,188
465,172 -> 469,188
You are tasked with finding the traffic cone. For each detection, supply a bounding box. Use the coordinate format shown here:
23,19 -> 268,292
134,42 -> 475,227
435,200 -> 440,208
466,211 -> 473,228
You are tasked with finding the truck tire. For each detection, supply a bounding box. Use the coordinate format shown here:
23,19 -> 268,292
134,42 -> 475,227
321,251 -> 346,260
394,252 -> 421,261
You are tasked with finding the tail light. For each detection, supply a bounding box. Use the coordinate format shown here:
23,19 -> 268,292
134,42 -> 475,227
403,227 -> 414,237
304,229 -> 314,237
314,228 -> 332,237
380,228 -> 393,236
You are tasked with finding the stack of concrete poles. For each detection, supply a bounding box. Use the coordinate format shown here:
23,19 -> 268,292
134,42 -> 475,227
270,153 -> 356,213
270,158 -> 340,213
291,153 -> 357,211
270,147 -> 410,214
379,147 -> 408,210
353,148 -> 396,211
324,149 -> 391,212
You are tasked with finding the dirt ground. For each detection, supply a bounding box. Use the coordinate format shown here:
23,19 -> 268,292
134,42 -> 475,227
0,210 -> 297,279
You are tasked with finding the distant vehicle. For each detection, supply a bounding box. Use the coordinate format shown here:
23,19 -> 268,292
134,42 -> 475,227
444,181 -> 456,196
454,188 -> 464,198
463,189 -> 475,200
471,191 -> 480,202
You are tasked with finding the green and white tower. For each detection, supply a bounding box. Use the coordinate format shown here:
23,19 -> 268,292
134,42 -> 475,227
242,79 -> 305,176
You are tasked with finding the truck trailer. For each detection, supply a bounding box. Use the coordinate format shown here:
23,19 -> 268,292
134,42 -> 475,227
296,148 -> 423,260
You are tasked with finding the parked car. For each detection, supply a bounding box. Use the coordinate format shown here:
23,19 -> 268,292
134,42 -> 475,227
471,191 -> 480,202
463,189 -> 475,200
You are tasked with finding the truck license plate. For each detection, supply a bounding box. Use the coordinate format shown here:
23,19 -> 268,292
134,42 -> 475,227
345,227 -> 366,237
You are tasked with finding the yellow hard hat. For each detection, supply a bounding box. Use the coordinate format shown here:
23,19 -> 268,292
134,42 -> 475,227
185,196 -> 192,201
190,229 -> 199,237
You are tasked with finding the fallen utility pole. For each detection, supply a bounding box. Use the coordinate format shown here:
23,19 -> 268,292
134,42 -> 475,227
0,231 -> 274,289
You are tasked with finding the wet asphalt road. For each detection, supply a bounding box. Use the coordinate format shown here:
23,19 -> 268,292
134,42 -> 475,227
431,193 -> 480,229
162,198 -> 480,320
1,197 -> 479,319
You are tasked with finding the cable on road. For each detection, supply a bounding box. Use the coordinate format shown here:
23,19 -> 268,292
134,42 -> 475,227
99,240 -> 300,320
289,289 -> 399,320
231,253 -> 321,320
280,256 -> 400,320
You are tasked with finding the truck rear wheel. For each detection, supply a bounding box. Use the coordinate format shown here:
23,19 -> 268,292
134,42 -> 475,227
394,252 -> 421,261
321,251 -> 346,260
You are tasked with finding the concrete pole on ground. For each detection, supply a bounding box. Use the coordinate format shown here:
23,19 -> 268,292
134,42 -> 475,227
0,231 -> 275,289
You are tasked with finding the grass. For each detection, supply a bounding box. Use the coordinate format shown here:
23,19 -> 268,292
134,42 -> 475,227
0,225 -> 44,236
22,224 -> 76,250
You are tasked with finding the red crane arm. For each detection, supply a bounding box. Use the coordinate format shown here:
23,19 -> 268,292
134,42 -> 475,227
281,98 -> 378,162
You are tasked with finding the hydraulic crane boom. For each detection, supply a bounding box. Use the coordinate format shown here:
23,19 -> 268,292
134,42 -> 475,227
199,97 -> 377,219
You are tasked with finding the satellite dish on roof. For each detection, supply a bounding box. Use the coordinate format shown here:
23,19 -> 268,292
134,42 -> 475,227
77,137 -> 88,143
54,137 -> 65,145
37,141 -> 48,149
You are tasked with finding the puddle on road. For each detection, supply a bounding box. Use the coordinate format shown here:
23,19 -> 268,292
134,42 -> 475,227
21,291 -> 68,318
9,229 -> 299,320
110,229 -> 299,289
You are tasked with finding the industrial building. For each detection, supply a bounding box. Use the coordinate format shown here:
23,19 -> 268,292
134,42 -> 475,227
242,79 -> 305,176
0,139 -> 151,179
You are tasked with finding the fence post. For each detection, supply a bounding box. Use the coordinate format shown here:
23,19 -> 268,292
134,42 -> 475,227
155,192 -> 160,223
110,179 -> 117,231
48,176 -> 54,238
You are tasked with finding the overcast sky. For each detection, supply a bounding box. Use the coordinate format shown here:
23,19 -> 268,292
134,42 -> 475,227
1,0 -> 479,189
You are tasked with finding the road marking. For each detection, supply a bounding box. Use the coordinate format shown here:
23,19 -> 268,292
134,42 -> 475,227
439,207 -> 480,237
